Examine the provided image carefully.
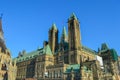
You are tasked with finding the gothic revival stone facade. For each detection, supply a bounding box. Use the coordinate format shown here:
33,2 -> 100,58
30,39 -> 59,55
13,13 -> 119,80
118,57 -> 120,75
0,17 -> 17,80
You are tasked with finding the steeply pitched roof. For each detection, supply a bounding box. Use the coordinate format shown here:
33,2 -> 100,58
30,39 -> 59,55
51,23 -> 57,30
82,46 -> 97,55
13,45 -> 53,63
101,43 -> 109,50
60,26 -> 68,42
99,43 -> 118,61
62,26 -> 67,37
0,18 -> 3,33
13,49 -> 42,63
68,13 -> 77,20
43,44 -> 52,55
110,49 -> 118,61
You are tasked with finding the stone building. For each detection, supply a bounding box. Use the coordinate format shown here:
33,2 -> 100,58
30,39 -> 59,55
0,17 -> 17,80
98,43 -> 120,80
118,57 -> 120,73
13,13 -> 119,80
118,57 -> 120,77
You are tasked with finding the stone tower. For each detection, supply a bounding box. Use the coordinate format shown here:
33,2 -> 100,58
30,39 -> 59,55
68,13 -> 81,50
68,13 -> 81,64
0,17 -> 7,52
0,16 -> 17,80
48,23 -> 58,53
99,43 -> 119,80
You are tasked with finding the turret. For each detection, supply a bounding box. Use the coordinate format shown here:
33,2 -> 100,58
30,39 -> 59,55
68,13 -> 81,50
0,16 -> 4,40
0,16 -> 7,52
48,23 -> 58,54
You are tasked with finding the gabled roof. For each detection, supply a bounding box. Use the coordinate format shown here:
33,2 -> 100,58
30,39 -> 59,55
43,44 -> 52,55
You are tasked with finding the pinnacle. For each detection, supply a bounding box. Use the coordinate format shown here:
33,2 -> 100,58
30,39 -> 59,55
60,26 -> 68,43
0,18 -> 3,33
62,26 -> 67,37
69,12 -> 77,20
51,23 -> 57,30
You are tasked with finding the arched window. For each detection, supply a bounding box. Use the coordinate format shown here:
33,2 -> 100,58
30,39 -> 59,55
54,71 -> 55,78
59,70 -> 62,78
1,63 -> 7,70
48,71 -> 49,78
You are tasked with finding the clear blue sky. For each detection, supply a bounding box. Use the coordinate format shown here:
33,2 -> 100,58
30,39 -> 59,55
0,0 -> 120,58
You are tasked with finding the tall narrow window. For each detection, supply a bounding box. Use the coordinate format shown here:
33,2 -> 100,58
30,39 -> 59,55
60,70 -> 62,78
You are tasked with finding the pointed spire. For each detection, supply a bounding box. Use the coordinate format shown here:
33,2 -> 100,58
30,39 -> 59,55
62,26 -> 67,37
43,44 -> 52,55
0,14 -> 3,33
0,13 -> 3,19
101,43 -> 109,50
69,12 -> 77,20
61,26 -> 68,42
51,23 -> 57,30
0,14 -> 7,52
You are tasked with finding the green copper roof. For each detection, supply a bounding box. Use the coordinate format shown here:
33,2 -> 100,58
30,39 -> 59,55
82,46 -> 97,55
69,13 -> 77,20
43,44 -> 52,55
65,64 -> 80,73
64,64 -> 92,74
60,26 -> 67,43
51,23 -> 57,30
62,26 -> 67,37
100,43 -> 110,53
101,43 -> 109,51
110,49 -> 118,61
13,49 -> 42,63
13,45 -> 53,63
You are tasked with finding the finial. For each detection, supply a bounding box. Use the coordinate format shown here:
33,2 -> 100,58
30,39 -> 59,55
0,13 -> 3,19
